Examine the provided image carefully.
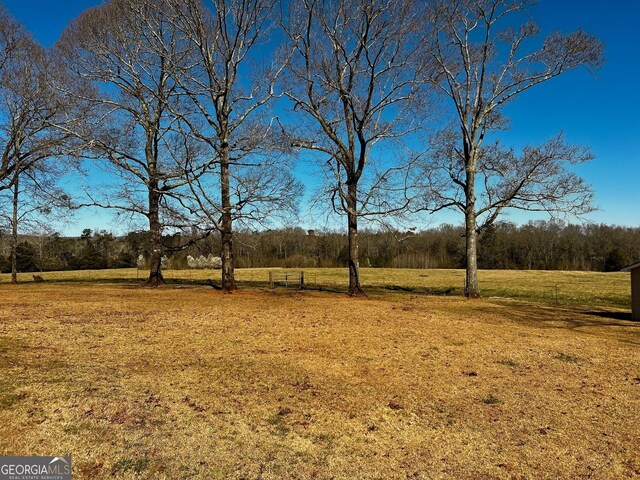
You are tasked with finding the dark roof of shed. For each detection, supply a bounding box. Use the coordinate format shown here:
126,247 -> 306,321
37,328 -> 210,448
621,262 -> 640,272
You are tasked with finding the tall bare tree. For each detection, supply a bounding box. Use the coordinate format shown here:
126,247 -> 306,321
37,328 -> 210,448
281,0 -> 423,295
56,0 -> 202,286
420,0 -> 603,297
165,0 -> 300,292
0,12 -> 78,284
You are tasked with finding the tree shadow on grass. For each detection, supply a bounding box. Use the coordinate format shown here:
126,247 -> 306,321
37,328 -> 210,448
584,311 -> 633,322
476,300 -> 640,340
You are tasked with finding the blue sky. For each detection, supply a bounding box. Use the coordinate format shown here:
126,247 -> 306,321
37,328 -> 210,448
508,0 -> 640,227
3,0 -> 639,235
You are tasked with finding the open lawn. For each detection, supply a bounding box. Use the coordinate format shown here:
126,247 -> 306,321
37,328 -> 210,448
0,281 -> 639,479
0,267 -> 632,309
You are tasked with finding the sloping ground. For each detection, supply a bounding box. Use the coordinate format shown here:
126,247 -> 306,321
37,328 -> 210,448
0,284 -> 638,479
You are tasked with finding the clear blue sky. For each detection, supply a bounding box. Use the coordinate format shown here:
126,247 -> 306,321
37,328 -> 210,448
3,0 -> 639,235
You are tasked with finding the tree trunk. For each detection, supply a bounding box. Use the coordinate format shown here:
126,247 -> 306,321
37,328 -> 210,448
464,209 -> 480,298
220,222 -> 236,292
145,186 -> 164,287
220,144 -> 237,292
464,160 -> 480,298
347,182 -> 364,296
10,174 -> 19,285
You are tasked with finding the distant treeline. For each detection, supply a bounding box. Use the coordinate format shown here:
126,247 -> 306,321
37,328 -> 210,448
1,221 -> 638,274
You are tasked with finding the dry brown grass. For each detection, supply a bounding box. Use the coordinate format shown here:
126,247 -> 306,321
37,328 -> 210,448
0,267 -> 631,309
1,283 -> 639,479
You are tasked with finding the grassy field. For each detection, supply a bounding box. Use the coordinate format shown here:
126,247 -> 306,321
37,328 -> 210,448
0,267 -> 632,309
0,278 -> 639,478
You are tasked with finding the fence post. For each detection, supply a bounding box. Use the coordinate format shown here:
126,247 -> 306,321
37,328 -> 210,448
300,271 -> 304,289
269,271 -> 274,289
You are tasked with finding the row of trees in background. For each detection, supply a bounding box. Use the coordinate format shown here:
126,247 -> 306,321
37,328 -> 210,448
3,221 -> 638,275
0,0 -> 604,296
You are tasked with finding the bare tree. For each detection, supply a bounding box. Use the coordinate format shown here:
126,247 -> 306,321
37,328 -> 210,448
420,0 -> 603,297
281,0 -> 423,295
56,0 -> 203,286
165,0 -> 300,292
0,13 -> 78,283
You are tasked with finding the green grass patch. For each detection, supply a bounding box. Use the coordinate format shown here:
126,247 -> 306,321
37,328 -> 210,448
111,458 -> 149,475
480,394 -> 502,405
497,358 -> 519,368
555,353 -> 581,364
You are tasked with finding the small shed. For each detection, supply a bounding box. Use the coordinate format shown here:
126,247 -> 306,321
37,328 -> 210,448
621,262 -> 640,321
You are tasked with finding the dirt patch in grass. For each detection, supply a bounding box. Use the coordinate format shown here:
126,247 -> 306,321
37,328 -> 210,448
0,284 -> 638,479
